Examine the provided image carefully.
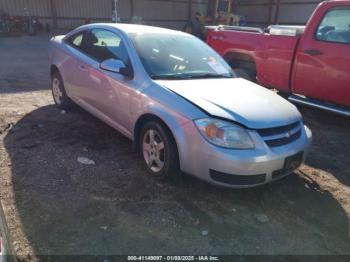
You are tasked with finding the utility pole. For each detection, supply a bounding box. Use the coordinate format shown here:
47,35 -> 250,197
188,0 -> 192,20
274,0 -> 281,24
130,0 -> 134,18
267,0 -> 273,24
50,0 -> 57,30
112,0 -> 119,23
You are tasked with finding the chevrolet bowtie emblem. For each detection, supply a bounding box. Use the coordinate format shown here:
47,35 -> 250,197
286,131 -> 292,138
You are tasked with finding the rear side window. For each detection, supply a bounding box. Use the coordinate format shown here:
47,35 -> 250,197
80,29 -> 130,64
316,7 -> 350,44
66,32 -> 84,48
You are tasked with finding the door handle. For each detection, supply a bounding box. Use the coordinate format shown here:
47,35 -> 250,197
78,65 -> 88,71
303,49 -> 323,56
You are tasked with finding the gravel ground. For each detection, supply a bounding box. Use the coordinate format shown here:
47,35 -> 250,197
0,35 -> 350,261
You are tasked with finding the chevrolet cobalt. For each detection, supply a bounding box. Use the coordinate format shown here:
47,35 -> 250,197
49,24 -> 312,188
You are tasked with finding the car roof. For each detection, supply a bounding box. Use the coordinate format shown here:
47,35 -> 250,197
82,23 -> 189,36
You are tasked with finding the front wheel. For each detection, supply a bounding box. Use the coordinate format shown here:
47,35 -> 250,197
51,72 -> 74,109
140,121 -> 179,180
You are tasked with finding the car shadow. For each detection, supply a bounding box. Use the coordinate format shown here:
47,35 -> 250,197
2,105 -> 350,256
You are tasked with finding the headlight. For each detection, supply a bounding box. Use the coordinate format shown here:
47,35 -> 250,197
194,118 -> 255,149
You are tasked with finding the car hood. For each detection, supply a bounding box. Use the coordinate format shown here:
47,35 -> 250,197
155,78 -> 301,129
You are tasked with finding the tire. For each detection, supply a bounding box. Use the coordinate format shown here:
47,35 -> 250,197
139,121 -> 179,180
234,68 -> 255,82
51,72 -> 74,109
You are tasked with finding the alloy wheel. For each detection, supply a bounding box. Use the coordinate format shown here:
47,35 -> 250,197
52,78 -> 63,105
142,129 -> 165,172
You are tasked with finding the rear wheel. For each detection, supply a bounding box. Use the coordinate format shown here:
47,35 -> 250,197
140,121 -> 179,180
51,72 -> 74,109
227,59 -> 256,82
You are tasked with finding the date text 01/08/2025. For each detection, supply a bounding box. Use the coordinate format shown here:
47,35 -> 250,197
127,256 -> 220,261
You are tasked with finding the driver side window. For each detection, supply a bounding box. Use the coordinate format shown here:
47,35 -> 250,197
81,29 -> 130,64
316,7 -> 350,44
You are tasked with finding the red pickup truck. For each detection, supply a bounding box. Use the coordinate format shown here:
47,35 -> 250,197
207,0 -> 350,116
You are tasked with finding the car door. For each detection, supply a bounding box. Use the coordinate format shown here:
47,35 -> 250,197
75,28 -> 136,136
60,31 -> 87,99
292,5 -> 350,107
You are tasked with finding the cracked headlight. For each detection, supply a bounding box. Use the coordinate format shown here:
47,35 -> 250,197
194,118 -> 255,149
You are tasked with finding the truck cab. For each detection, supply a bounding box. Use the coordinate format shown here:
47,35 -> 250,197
292,0 -> 350,109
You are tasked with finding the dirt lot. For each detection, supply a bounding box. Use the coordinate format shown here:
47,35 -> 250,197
0,35 -> 350,261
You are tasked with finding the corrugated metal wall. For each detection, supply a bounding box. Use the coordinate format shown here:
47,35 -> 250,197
55,0 -> 112,28
236,0 -> 324,26
0,0 -> 327,29
133,0 -> 208,29
0,0 -> 51,16
0,0 -> 326,29
277,0 -> 322,24
0,0 -> 208,30
0,0 -> 52,26
0,0 -> 111,28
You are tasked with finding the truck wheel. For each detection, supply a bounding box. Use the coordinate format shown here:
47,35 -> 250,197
235,68 -> 255,82
140,121 -> 179,180
51,72 -> 74,109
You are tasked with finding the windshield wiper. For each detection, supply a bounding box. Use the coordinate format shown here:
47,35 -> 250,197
151,74 -> 187,80
185,73 -> 232,79
151,73 -> 233,80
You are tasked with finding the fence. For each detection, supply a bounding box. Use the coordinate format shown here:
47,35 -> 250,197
0,0 -> 209,30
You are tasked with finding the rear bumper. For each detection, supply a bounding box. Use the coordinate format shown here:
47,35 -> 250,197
178,122 -> 312,188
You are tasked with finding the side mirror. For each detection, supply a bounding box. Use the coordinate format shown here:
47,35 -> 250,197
100,58 -> 132,77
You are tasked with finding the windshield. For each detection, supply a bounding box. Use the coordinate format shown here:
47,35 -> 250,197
129,32 -> 235,80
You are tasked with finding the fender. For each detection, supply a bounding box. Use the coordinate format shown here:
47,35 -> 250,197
133,102 -> 193,172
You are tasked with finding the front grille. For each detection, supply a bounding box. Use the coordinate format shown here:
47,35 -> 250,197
265,130 -> 301,147
209,169 -> 266,185
257,122 -> 300,137
257,121 -> 301,148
